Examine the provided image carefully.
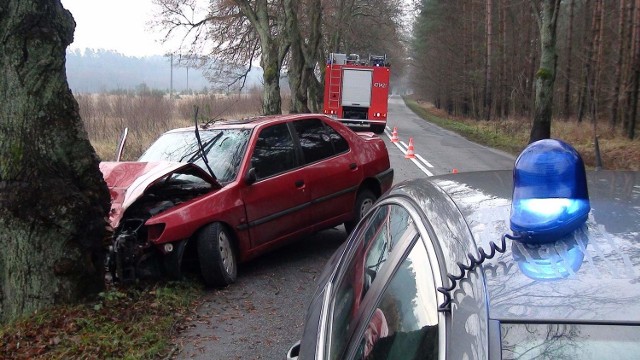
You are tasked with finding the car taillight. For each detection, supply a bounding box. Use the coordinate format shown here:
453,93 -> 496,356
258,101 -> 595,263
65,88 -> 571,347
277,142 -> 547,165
147,223 -> 166,242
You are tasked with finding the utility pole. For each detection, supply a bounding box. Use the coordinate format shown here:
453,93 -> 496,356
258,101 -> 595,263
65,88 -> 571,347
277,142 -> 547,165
170,53 -> 174,99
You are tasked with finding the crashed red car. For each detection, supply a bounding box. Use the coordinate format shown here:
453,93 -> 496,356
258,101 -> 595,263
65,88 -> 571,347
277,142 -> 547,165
100,114 -> 393,287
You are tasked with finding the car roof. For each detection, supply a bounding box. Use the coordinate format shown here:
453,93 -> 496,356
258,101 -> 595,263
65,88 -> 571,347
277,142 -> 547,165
163,113 -> 331,133
392,171 -> 640,324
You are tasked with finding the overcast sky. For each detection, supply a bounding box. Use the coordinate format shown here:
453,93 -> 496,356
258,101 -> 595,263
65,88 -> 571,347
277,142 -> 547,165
61,0 -> 168,57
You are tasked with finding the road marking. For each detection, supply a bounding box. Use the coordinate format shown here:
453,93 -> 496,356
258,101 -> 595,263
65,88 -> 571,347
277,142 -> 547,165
384,127 -> 434,177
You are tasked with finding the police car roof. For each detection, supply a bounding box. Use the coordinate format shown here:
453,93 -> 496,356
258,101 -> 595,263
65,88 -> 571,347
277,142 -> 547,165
395,171 -> 640,324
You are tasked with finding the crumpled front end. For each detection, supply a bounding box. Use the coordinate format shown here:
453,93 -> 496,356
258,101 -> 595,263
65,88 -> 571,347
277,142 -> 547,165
99,161 -> 218,283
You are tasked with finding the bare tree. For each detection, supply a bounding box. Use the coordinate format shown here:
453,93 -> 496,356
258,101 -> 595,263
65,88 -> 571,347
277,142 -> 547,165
626,0 -> 640,139
153,0 -> 288,115
484,0 -> 493,121
529,0 -> 562,143
0,0 -> 110,323
562,0 -> 575,118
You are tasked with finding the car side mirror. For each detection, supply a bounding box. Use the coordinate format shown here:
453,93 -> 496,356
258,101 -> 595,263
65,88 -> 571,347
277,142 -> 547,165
245,168 -> 257,185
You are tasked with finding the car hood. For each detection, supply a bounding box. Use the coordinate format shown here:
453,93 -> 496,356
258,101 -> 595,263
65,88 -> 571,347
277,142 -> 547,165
99,161 -> 220,228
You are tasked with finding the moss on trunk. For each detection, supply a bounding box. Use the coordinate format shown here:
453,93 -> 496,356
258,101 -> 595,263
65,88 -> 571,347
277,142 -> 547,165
0,0 -> 110,323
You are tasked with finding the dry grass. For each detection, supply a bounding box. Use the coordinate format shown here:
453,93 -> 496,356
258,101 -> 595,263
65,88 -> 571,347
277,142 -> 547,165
78,93 -> 264,161
410,99 -> 640,171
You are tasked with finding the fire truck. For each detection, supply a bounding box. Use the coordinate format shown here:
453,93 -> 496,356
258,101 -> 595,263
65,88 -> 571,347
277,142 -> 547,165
323,53 -> 390,134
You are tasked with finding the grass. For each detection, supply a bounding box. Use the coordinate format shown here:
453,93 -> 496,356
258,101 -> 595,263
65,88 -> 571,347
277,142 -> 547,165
404,98 -> 640,171
0,282 -> 203,359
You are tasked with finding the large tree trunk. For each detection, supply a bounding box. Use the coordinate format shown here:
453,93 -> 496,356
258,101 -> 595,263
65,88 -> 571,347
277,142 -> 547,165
284,0 -> 309,114
529,0 -> 562,143
235,0 -> 287,115
0,0 -> 110,323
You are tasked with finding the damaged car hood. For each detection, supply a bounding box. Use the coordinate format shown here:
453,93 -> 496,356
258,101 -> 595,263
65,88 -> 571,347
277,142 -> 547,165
99,161 -> 220,227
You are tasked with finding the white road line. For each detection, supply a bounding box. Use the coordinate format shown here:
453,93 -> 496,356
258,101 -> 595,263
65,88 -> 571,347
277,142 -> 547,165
410,158 -> 434,176
384,128 -> 434,177
415,154 -> 434,168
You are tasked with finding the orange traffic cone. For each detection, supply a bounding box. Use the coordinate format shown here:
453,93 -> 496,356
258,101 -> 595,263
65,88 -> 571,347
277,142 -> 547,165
405,138 -> 416,159
391,127 -> 399,142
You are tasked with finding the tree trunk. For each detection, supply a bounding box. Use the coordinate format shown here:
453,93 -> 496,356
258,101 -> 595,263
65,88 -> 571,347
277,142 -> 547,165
563,0 -> 575,118
592,0 -> 604,123
235,0 -> 287,115
484,0 -> 493,121
529,0 -> 562,143
627,0 -> 640,139
303,0 -> 323,112
284,0 -> 309,114
610,0 -> 627,129
0,0 -> 110,323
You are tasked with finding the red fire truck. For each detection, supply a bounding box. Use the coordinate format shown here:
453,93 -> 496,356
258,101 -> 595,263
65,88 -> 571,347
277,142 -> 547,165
323,53 -> 390,134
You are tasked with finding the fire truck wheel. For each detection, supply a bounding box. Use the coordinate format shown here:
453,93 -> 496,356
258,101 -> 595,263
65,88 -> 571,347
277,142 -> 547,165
371,124 -> 385,134
197,222 -> 238,287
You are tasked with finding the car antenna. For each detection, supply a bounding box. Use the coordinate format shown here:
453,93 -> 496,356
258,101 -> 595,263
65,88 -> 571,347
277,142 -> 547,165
193,105 -> 217,180
437,233 -> 521,312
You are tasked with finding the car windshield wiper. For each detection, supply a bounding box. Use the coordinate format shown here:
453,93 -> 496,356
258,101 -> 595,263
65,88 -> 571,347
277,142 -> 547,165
183,131 -> 223,164
191,106 -> 218,180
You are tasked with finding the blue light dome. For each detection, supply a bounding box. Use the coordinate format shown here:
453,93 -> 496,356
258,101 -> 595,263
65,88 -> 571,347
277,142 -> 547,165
510,139 -> 590,243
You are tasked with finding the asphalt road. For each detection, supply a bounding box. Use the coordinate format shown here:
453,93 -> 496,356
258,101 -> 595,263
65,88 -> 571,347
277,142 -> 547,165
170,96 -> 515,359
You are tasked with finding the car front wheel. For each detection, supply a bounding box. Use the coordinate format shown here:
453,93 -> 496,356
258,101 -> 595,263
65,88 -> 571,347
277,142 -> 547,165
344,189 -> 377,234
197,222 -> 237,287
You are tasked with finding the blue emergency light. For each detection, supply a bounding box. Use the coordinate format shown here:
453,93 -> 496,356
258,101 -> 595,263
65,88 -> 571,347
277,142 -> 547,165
510,139 -> 590,244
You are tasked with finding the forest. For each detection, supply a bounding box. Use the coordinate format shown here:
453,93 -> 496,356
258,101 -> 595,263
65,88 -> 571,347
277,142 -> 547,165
412,0 -> 639,140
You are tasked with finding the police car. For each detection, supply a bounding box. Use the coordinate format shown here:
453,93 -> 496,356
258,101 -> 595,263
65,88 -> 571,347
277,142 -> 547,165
287,139 -> 640,360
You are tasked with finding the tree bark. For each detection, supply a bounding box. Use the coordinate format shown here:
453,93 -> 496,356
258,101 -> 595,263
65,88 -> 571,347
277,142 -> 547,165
484,0 -> 493,121
234,0 -> 288,115
284,0 -> 309,114
529,0 -> 562,143
562,0 -> 575,118
0,0 -> 110,323
610,0 -> 627,129
627,0 -> 640,139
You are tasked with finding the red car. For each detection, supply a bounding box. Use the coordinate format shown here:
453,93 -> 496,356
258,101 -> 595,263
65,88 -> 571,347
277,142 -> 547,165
99,114 -> 393,287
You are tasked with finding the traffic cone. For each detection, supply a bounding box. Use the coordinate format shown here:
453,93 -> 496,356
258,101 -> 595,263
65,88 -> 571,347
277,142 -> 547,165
391,127 -> 399,142
405,138 -> 416,159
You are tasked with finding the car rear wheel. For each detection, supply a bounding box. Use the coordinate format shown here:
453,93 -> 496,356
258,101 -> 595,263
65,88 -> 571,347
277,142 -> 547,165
197,223 -> 237,287
344,189 -> 377,234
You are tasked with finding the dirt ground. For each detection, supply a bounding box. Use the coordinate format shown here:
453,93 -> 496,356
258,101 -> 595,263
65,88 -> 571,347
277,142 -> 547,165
169,227 -> 346,359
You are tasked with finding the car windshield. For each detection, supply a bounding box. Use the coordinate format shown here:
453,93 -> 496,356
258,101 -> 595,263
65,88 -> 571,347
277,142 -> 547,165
501,323 -> 640,359
139,128 -> 251,183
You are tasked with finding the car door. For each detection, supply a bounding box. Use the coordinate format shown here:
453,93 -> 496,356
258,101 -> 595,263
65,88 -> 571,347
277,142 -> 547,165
322,199 -> 441,360
241,122 -> 311,248
291,118 -> 361,230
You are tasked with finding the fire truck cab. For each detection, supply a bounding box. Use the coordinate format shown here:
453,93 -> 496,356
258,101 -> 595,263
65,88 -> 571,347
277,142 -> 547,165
323,53 -> 390,134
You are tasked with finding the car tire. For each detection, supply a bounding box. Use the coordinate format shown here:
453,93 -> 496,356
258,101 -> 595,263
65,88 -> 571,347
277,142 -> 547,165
163,239 -> 188,281
197,222 -> 237,287
344,189 -> 377,234
371,124 -> 385,134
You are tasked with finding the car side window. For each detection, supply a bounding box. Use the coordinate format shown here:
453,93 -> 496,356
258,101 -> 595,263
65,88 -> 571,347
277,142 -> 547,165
328,204 -> 416,360
353,238 -> 439,360
250,123 -> 296,179
292,119 -> 349,164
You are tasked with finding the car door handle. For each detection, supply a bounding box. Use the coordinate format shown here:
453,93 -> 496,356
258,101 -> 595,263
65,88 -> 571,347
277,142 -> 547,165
349,163 -> 357,170
295,180 -> 305,188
